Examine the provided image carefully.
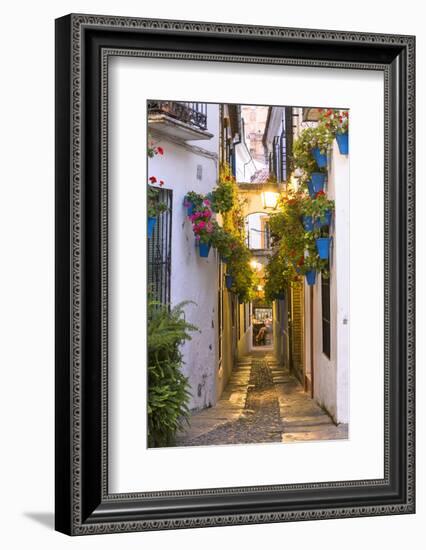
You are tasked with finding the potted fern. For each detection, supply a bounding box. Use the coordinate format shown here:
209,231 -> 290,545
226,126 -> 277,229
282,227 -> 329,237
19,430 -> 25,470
147,298 -> 198,447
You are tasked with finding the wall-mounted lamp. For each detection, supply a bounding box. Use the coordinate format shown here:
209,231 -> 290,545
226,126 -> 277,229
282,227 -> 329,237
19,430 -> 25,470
261,190 -> 280,209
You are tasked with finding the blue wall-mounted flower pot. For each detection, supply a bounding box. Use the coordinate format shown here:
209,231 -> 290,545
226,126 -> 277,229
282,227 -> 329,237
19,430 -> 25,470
316,237 -> 331,259
315,210 -> 332,229
311,147 -> 328,168
187,204 -> 194,216
199,242 -> 211,258
302,215 -> 314,231
225,274 -> 234,289
147,216 -> 156,238
311,172 -> 326,194
305,270 -> 317,286
307,179 -> 315,198
336,132 -> 349,155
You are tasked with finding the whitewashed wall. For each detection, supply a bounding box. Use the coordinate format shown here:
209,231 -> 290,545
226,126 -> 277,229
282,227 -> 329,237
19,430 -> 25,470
306,138 -> 350,424
148,104 -> 220,410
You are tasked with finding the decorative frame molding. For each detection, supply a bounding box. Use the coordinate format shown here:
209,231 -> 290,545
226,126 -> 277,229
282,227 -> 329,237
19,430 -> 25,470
55,14 -> 415,535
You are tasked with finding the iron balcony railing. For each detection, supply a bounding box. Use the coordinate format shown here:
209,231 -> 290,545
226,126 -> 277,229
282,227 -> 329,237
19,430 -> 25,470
246,227 -> 271,251
148,101 -> 208,131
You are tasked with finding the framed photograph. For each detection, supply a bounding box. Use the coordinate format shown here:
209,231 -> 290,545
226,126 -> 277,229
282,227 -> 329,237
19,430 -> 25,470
55,14 -> 415,535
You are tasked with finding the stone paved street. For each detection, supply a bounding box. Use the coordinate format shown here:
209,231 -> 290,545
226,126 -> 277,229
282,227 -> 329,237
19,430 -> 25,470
175,352 -> 348,447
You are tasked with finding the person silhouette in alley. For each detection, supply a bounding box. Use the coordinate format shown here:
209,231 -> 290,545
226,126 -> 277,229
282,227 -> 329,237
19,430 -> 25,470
256,317 -> 272,346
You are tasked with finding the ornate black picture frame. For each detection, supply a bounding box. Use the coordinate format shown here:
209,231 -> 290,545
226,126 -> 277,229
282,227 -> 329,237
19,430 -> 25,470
55,14 -> 415,535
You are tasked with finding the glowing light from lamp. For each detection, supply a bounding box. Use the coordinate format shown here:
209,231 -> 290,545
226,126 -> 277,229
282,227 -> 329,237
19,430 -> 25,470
262,191 -> 279,209
250,259 -> 263,272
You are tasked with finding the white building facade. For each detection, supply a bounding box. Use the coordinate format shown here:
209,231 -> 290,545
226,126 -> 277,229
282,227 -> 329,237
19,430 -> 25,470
265,106 -> 350,425
148,102 -> 221,410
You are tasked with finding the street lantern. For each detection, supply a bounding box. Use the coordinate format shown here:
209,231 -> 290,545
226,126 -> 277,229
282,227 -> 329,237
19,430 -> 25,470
261,190 -> 280,209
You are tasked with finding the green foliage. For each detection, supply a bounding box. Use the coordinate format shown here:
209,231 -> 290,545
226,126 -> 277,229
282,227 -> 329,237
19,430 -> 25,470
147,300 -> 198,447
225,238 -> 256,302
210,225 -> 237,260
318,108 -> 349,135
301,191 -> 333,217
269,189 -> 306,266
185,164 -> 256,301
292,124 -> 334,178
184,191 -> 205,210
211,178 -> 234,213
292,129 -> 318,177
148,185 -> 168,218
265,186 -> 330,292
264,251 -> 294,302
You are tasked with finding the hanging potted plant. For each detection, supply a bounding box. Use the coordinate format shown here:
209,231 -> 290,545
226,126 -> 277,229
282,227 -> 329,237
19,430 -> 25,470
183,191 -> 204,216
302,190 -> 334,229
319,108 -> 349,155
225,273 -> 234,290
189,200 -> 215,257
315,231 -> 332,260
310,124 -> 334,168
293,127 -> 318,178
298,255 -> 318,286
147,183 -> 168,238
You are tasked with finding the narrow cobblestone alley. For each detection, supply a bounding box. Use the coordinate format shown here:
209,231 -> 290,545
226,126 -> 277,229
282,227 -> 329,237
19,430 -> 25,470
176,352 -> 348,447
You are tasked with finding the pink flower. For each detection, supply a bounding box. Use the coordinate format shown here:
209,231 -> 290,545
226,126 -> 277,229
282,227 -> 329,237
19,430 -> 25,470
203,198 -> 211,206
198,221 -> 206,229
206,221 -> 213,233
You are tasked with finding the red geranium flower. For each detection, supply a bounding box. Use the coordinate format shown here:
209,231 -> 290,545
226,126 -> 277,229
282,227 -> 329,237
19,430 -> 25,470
159,180 -> 165,186
149,176 -> 157,183
315,190 -> 326,198
156,146 -> 164,155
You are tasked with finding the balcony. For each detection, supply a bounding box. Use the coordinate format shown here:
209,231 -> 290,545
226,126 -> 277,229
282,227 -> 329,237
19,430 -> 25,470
245,225 -> 272,257
148,101 -> 213,142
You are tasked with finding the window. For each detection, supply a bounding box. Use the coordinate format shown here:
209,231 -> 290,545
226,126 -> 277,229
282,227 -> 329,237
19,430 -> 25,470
321,264 -> 331,358
147,189 -> 173,305
272,136 -> 279,179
